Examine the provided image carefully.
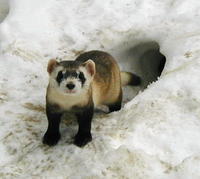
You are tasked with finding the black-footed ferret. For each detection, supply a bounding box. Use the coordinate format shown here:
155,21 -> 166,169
43,50 -> 141,147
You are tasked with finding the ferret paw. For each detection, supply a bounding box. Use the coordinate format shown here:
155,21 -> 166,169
43,132 -> 61,146
74,133 -> 92,147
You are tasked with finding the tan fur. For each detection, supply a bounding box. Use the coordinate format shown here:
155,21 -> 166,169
83,60 -> 96,77
47,85 -> 90,110
47,59 -> 58,74
120,72 -> 132,86
90,53 -> 121,107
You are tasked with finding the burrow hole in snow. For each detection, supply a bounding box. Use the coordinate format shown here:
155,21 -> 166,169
0,0 -> 9,23
119,41 -> 166,103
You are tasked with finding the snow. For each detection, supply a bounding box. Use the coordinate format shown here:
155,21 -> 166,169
0,0 -> 200,178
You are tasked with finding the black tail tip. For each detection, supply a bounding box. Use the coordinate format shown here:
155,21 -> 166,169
130,74 -> 141,86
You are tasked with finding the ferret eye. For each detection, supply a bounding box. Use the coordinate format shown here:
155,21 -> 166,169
78,72 -> 84,80
78,72 -> 86,84
56,71 -> 63,83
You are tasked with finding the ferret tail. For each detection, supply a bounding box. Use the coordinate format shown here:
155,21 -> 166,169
120,71 -> 141,86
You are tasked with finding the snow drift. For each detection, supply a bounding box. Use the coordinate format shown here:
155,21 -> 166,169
0,0 -> 200,178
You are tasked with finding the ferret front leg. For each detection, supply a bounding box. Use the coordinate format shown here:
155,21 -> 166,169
74,106 -> 94,147
43,107 -> 62,146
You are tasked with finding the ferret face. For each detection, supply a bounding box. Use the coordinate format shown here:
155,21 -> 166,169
47,59 -> 95,96
52,68 -> 87,95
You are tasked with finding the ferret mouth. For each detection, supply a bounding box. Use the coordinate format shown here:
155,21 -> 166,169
65,90 -> 76,94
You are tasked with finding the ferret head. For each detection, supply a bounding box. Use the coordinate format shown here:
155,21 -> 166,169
47,59 -> 95,95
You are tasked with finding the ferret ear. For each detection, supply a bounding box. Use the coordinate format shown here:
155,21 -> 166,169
82,59 -> 96,77
47,59 -> 58,74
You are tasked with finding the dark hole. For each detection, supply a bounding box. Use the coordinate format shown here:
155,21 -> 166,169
0,0 -> 9,23
115,41 -> 166,103
119,41 -> 166,89
139,46 -> 166,88
158,56 -> 166,76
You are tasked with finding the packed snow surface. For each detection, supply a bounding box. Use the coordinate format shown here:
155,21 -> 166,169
0,0 -> 200,178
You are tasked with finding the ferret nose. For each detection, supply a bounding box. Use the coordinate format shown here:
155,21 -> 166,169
66,83 -> 75,90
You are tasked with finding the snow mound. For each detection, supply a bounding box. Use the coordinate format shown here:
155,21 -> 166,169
0,0 -> 200,178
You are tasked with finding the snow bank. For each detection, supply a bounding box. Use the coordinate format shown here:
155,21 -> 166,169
0,0 -> 200,178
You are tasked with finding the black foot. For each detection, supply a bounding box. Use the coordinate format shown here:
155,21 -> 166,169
74,133 -> 92,147
43,132 -> 61,146
108,103 -> 121,113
